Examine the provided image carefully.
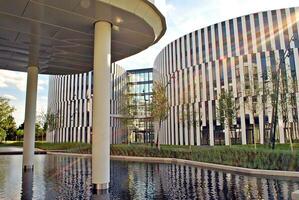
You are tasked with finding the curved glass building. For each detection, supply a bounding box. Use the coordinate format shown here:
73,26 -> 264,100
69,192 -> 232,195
154,7 -> 299,146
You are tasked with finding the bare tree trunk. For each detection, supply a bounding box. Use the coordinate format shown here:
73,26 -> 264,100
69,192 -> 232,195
228,123 -> 232,147
253,121 -> 257,150
295,122 -> 299,140
289,122 -> 294,153
156,120 -> 161,150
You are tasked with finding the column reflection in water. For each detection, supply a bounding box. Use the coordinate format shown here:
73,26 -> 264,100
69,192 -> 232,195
21,170 -> 33,200
0,156 -> 299,199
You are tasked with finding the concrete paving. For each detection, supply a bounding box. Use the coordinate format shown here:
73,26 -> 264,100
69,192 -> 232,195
0,146 -> 23,153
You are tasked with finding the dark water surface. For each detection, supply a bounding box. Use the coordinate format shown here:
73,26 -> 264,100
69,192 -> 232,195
0,155 -> 298,200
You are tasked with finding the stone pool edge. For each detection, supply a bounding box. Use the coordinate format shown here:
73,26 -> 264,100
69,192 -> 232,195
46,152 -> 299,178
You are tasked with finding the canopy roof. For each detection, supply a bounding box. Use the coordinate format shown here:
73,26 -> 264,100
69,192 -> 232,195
0,0 -> 166,74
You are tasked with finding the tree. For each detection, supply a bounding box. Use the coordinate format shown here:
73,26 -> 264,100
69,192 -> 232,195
0,97 -> 16,141
0,127 -> 6,142
35,123 -> 44,141
279,66 -> 297,152
3,115 -> 17,140
268,35 -> 297,150
16,129 -> 24,141
119,93 -> 138,144
0,97 -> 15,128
180,106 -> 200,150
217,90 -> 236,146
150,80 -> 169,150
38,110 -> 59,142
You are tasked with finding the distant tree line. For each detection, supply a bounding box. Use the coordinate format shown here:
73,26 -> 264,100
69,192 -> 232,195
0,96 -> 49,142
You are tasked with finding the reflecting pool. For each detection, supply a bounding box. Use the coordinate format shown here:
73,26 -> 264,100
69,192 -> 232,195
0,155 -> 298,199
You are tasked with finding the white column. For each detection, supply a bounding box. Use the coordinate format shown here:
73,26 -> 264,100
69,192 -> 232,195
92,21 -> 111,191
23,66 -> 39,170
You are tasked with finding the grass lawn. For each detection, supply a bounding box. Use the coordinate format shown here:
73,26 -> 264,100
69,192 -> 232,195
0,141 -> 91,154
1,141 -> 298,171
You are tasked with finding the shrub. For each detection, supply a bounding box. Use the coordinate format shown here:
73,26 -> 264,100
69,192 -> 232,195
110,145 -> 299,171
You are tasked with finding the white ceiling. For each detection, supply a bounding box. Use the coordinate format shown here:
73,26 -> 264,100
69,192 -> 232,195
0,0 -> 165,74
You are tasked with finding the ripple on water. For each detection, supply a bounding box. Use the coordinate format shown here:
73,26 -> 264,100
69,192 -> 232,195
0,155 -> 298,200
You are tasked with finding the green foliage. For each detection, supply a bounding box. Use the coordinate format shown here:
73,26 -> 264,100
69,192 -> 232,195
0,128 -> 6,142
217,90 -> 236,129
35,123 -> 44,137
0,97 -> 15,127
39,110 -> 59,132
150,81 -> 168,123
110,144 -> 299,171
150,80 -> 169,149
2,141 -> 298,171
2,115 -> 17,140
34,142 -> 91,154
16,129 -> 24,136
0,97 -> 16,140
119,93 -> 138,128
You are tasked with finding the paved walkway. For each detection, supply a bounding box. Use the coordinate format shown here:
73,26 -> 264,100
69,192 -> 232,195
0,146 -> 23,153
0,146 -> 46,155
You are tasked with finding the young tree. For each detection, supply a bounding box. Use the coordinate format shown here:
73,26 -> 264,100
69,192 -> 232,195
38,110 -> 59,141
119,93 -> 138,144
217,90 -> 236,146
180,106 -> 200,150
150,80 -> 169,150
279,67 -> 297,152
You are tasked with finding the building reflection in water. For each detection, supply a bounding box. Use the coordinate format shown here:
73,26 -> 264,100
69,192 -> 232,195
0,155 -> 298,199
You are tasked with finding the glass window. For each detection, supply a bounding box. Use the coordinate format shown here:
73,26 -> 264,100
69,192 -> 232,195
214,24 -> 220,59
245,15 -> 252,53
261,52 -> 267,79
262,12 -> 271,50
280,9 -> 290,48
229,19 -> 236,56
254,13 -> 261,52
271,10 -> 281,50
208,26 -> 212,60
290,8 -> 299,48
201,29 -> 206,62
221,22 -> 228,56
237,17 -> 244,55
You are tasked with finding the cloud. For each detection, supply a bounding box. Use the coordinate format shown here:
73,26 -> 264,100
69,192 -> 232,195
38,78 -> 48,91
3,94 -> 17,100
0,69 -> 49,92
0,69 -> 49,125
0,70 -> 27,92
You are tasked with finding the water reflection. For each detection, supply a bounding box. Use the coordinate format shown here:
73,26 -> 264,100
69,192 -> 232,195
0,155 -> 298,200
21,170 -> 33,200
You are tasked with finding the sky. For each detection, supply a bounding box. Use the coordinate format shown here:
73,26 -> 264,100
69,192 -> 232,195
0,0 -> 298,126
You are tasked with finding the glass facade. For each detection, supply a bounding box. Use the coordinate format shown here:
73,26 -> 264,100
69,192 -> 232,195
126,68 -> 154,143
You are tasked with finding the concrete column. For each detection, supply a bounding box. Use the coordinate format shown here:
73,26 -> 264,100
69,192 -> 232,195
292,190 -> 299,200
23,66 -> 39,170
92,21 -> 111,191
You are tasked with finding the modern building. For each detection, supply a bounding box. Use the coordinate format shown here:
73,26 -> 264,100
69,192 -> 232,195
126,68 -> 153,143
47,63 -> 126,144
46,67 -> 154,144
154,7 -> 299,146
